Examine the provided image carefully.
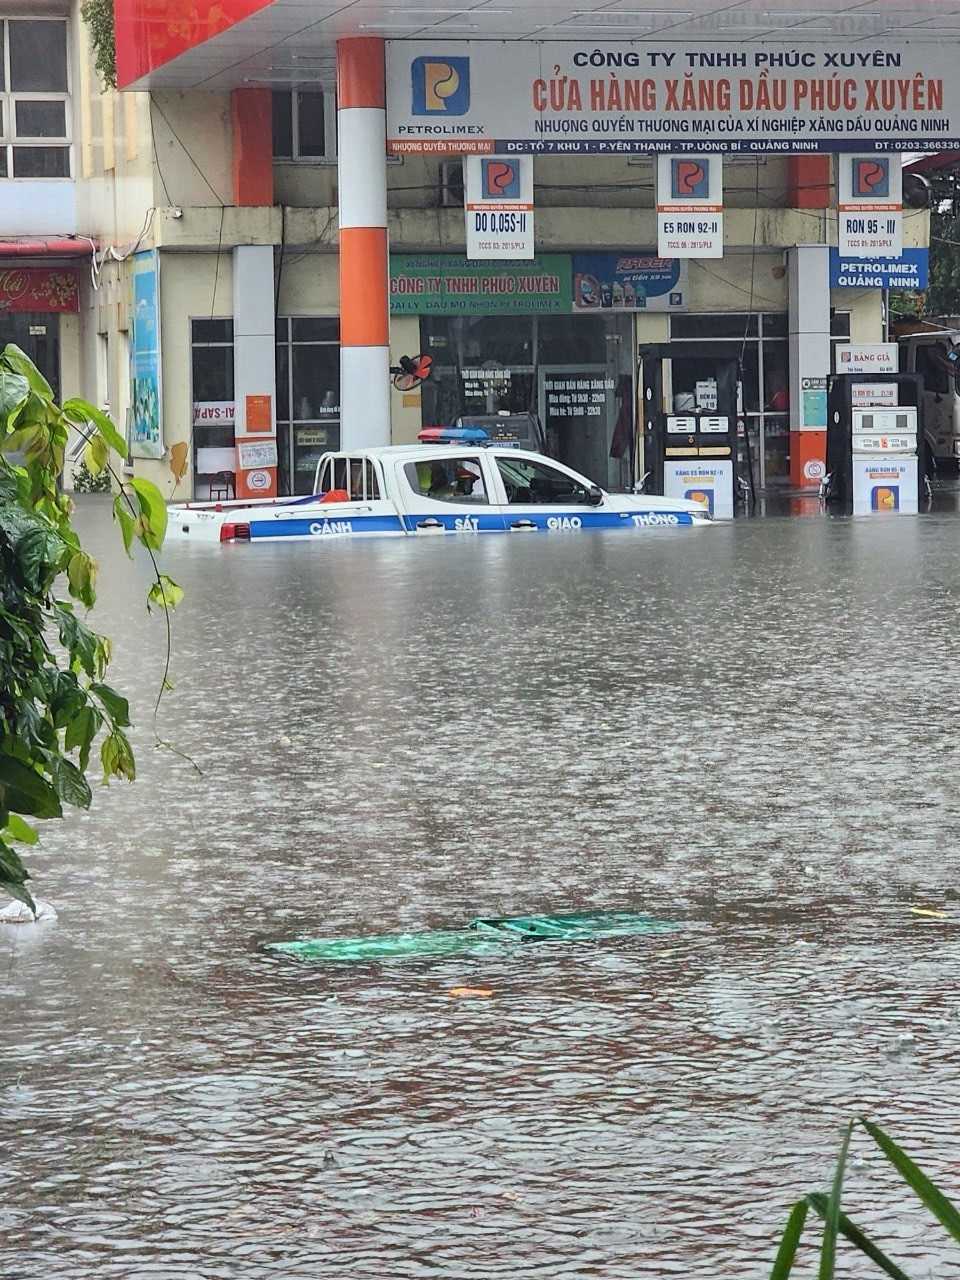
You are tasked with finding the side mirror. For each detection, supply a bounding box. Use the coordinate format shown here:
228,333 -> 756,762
586,485 -> 603,506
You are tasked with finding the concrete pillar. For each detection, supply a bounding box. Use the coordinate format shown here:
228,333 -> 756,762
337,37 -> 390,449
788,244 -> 830,488
233,244 -> 278,499
786,155 -> 831,209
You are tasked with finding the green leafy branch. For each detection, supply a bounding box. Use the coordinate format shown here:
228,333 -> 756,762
0,344 -> 183,912
771,1118 -> 960,1278
80,0 -> 117,92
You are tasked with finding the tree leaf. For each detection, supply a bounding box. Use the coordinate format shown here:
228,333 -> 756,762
113,495 -> 136,557
0,369 -> 31,422
54,603 -> 98,678
83,434 -> 109,478
770,1199 -> 808,1279
47,757 -> 92,810
100,731 -> 135,784
64,706 -> 98,759
129,477 -> 168,551
818,1120 -> 854,1280
91,682 -> 130,727
2,813 -> 38,845
806,1194 -> 912,1280
0,754 -> 62,819
0,838 -> 34,913
860,1118 -> 960,1244
3,344 -> 53,399
62,398 -> 126,458
15,525 -> 64,592
147,575 -> 184,613
67,551 -> 98,609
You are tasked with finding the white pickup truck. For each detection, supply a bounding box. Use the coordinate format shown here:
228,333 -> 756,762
168,445 -> 711,543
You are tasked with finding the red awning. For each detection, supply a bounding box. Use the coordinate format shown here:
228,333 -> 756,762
0,238 -> 91,257
904,152 -> 960,177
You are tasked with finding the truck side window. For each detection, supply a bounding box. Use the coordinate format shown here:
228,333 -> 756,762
405,457 -> 487,502
496,457 -> 591,504
916,344 -> 950,395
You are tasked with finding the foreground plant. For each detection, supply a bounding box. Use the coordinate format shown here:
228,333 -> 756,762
771,1117 -> 960,1278
0,344 -> 180,912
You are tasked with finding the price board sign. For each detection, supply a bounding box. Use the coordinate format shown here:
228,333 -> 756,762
657,155 -> 723,259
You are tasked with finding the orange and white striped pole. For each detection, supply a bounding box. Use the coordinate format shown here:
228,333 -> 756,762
337,38 -> 390,448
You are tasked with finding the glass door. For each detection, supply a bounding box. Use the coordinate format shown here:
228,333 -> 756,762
538,364 -> 617,487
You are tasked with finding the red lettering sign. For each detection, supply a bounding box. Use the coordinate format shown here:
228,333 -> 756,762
0,268 -> 80,313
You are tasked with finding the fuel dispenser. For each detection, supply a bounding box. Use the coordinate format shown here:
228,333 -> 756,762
825,374 -> 927,513
639,349 -> 742,517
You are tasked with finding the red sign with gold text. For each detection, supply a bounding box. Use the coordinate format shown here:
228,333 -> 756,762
0,268 -> 79,313
115,0 -> 274,88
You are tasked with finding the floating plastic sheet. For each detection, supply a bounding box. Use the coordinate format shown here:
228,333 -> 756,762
266,910 -> 676,962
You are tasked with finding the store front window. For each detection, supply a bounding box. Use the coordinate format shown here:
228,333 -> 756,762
418,313 -> 634,490
276,317 -> 340,495
669,312 -> 789,489
191,319 -> 235,498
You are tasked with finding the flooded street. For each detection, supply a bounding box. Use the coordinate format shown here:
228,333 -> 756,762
4,499 -> 960,1278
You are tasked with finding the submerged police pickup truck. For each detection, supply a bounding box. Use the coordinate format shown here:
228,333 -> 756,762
168,445 -> 711,543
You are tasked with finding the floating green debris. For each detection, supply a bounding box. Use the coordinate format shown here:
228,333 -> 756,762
266,910 -> 677,963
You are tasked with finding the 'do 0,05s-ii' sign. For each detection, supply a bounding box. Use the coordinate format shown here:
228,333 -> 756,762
464,155 -> 534,260
386,40 -> 958,155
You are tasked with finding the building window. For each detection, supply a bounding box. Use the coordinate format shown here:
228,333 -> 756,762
272,90 -> 336,162
276,317 -> 340,495
191,319 -> 235,498
0,19 -> 70,178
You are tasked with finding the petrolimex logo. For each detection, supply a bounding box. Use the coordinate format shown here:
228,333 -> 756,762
481,159 -> 519,199
412,56 -> 470,115
853,157 -> 890,199
671,158 -> 710,200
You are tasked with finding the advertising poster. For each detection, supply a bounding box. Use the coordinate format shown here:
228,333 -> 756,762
130,250 -> 163,460
572,253 -> 686,311
837,155 -> 902,257
852,457 -> 918,514
390,254 -> 572,314
387,41 -> 959,154
663,460 -> 734,518
464,155 -> 534,259
657,155 -> 723,258
829,248 -> 928,289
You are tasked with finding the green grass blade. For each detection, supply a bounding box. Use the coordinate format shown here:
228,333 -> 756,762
807,1193 -> 913,1280
860,1119 -> 960,1244
818,1120 -> 855,1280
770,1199 -> 809,1278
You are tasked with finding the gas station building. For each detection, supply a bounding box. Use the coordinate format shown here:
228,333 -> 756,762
66,1 -> 943,498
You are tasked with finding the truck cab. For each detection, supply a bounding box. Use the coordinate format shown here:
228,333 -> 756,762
899,331 -> 960,467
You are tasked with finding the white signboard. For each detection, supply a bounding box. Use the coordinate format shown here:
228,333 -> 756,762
838,155 -> 902,257
657,154 -> 723,258
236,440 -> 278,470
386,41 -> 958,155
852,457 -> 918,514
464,155 -> 533,259
193,401 -> 235,427
851,382 -> 898,407
664,460 -> 734,519
835,344 -> 899,374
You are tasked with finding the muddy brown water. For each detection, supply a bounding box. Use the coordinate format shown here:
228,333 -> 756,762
3,496 -> 960,1278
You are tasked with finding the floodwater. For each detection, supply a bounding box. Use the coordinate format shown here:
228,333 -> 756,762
4,497 -> 960,1279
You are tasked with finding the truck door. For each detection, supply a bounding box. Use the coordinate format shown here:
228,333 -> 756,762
912,340 -> 957,465
490,453 -> 617,531
396,452 -> 505,533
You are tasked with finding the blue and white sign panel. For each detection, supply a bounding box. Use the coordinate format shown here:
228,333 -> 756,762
830,248 -> 929,289
386,41 -> 960,155
130,250 -> 163,460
